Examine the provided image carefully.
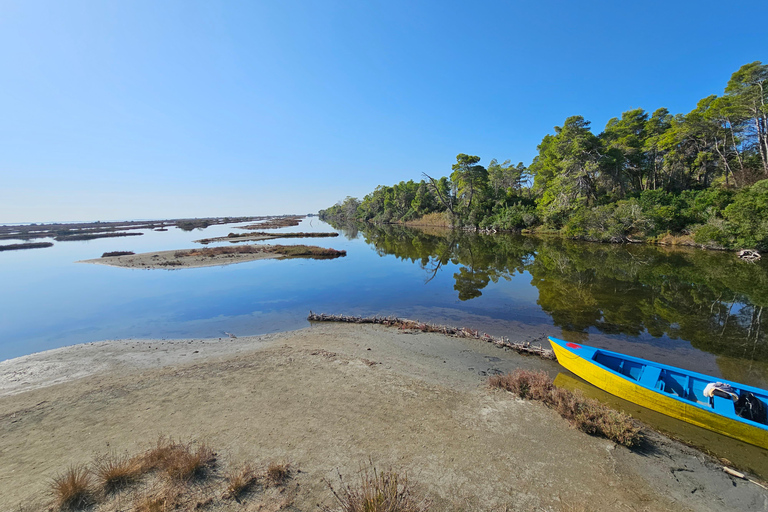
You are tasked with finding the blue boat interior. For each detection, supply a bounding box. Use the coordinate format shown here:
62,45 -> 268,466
592,350 -> 768,421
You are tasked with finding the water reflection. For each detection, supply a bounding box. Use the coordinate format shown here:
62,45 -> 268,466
340,222 -> 768,380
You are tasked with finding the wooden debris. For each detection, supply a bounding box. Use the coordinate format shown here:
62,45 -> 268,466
722,466 -> 768,490
307,312 -> 555,360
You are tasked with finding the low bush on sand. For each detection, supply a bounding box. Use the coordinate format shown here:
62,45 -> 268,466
489,369 -> 643,448
323,464 -> 430,512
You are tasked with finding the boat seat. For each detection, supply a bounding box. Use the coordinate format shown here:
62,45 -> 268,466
712,395 -> 735,415
639,366 -> 662,388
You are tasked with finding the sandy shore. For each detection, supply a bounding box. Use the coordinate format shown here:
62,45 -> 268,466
2,324 -> 767,511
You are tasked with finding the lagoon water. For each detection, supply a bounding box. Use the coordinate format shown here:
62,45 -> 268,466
2,217 -> 768,393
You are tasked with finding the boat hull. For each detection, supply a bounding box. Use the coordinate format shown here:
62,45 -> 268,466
550,339 -> 768,448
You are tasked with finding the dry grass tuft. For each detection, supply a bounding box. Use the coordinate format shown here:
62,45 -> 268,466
139,438 -> 216,482
164,443 -> 216,482
489,369 -> 643,448
93,453 -> 143,493
266,462 -> 291,486
323,464 -> 430,512
224,464 -> 258,500
133,484 -> 183,512
488,369 -> 553,400
50,465 -> 93,510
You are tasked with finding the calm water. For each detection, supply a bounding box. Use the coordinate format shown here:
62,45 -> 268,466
5,216 -> 768,473
3,218 -> 768,391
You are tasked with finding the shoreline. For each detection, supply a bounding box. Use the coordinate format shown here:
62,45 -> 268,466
2,324 -> 767,510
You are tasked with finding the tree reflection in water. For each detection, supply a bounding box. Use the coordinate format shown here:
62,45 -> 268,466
339,222 -> 768,369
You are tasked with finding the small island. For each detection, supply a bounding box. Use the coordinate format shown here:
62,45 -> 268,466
80,244 -> 346,269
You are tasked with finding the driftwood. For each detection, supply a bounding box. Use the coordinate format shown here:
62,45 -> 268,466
307,312 -> 555,360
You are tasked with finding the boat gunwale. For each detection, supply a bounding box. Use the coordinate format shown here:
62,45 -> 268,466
548,336 -> 768,432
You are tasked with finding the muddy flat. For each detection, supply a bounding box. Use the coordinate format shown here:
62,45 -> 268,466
2,324 -> 766,511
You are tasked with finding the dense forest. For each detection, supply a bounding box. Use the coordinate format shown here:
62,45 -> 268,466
320,62 -> 768,251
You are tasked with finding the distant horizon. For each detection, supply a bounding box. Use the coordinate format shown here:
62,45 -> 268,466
0,213 -> 317,226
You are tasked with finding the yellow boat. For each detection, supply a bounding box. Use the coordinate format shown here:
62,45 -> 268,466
549,337 -> 768,448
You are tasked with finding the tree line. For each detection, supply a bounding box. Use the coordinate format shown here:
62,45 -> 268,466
320,62 -> 768,251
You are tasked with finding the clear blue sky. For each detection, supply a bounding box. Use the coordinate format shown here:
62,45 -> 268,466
1,0 -> 765,223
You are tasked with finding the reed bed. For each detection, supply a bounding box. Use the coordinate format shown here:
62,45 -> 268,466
307,312 -> 555,359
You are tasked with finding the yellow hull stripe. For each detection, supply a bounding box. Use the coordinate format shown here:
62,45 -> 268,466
552,343 -> 768,448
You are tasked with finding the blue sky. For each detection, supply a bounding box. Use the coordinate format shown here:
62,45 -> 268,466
1,0 -> 765,223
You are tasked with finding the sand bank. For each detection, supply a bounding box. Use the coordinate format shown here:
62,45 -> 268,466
79,248 -> 277,269
79,245 -> 345,270
1,324 -> 766,511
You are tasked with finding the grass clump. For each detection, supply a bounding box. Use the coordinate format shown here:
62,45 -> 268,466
139,438 -> 216,482
50,465 -> 93,510
133,485 -> 182,512
93,453 -> 143,493
489,369 -> 643,448
323,464 -> 429,512
224,464 -> 258,500
266,462 -> 291,486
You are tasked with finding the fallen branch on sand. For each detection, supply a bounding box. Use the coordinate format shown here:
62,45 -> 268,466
307,312 -> 555,359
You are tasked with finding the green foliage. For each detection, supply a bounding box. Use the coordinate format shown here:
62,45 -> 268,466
321,62 -> 768,247
479,203 -> 538,231
563,199 -> 650,242
693,223 -> 729,247
724,179 -> 768,250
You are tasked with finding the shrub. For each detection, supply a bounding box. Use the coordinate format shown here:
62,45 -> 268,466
724,179 -> 768,250
489,369 -> 643,448
693,223 -> 729,248
480,204 -> 538,231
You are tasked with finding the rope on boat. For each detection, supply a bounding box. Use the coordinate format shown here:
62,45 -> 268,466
307,312 -> 555,360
